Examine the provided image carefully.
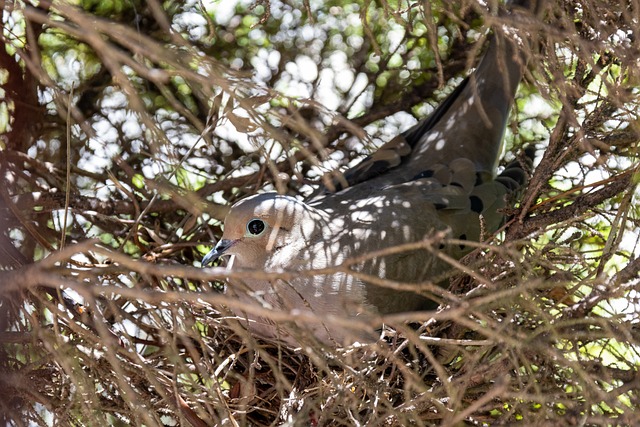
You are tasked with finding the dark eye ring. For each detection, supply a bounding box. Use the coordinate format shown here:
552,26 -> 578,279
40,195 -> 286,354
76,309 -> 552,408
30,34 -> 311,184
246,219 -> 266,236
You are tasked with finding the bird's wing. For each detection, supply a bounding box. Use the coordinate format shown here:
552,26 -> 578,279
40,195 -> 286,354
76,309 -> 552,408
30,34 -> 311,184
309,148 -> 533,314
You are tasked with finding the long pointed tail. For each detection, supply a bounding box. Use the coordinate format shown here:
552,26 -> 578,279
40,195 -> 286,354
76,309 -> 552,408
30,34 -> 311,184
319,1 -> 539,195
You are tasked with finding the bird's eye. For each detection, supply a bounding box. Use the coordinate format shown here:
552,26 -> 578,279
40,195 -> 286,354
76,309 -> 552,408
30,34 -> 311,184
246,219 -> 266,236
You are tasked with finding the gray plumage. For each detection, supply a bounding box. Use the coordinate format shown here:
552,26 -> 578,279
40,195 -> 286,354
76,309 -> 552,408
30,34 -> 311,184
203,1 -> 537,347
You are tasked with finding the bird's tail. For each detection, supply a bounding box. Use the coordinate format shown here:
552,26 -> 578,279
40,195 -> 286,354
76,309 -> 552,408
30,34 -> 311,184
402,0 -> 538,174
319,0 -> 540,196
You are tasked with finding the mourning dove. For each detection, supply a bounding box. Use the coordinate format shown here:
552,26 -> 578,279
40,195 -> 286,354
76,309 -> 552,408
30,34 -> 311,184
203,0 -> 537,347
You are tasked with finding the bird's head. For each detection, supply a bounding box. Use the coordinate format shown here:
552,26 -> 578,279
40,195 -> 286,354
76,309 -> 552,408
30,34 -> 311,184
202,193 -> 322,269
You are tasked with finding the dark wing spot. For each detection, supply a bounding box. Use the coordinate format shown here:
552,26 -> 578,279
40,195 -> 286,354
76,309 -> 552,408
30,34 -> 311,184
434,202 -> 447,210
341,154 -> 390,187
459,234 -> 467,249
412,169 -> 434,180
469,195 -> 483,213
332,182 -> 345,192
496,176 -> 519,191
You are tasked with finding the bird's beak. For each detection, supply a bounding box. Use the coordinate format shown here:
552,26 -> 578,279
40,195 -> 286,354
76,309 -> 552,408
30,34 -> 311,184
202,239 -> 234,267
